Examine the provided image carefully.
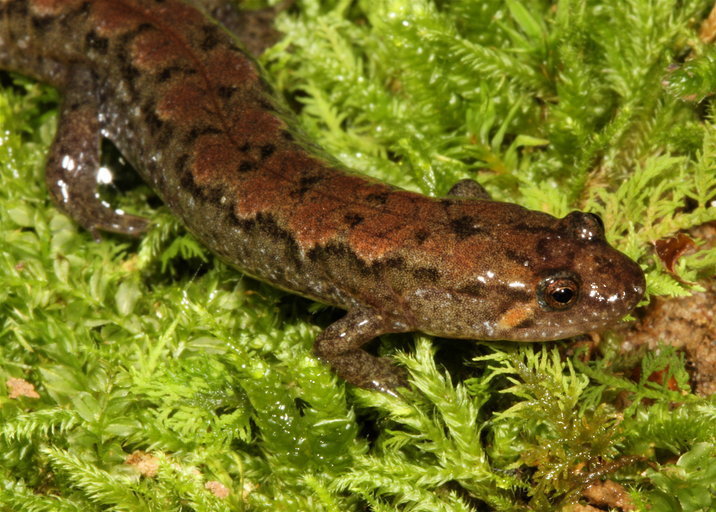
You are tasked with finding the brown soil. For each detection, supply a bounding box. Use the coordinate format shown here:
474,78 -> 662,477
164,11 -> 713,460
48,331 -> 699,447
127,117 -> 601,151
621,222 -> 716,395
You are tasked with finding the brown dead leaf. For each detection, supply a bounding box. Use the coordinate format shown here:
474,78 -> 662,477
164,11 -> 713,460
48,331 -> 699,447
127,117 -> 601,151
6,378 -> 40,399
205,480 -> 230,498
563,505 -> 602,512
701,3 -> 716,43
125,450 -> 160,477
582,480 -> 636,511
654,233 -> 696,274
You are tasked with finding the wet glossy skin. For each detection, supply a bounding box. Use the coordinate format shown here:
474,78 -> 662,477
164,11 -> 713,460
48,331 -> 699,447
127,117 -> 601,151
0,0 -> 646,392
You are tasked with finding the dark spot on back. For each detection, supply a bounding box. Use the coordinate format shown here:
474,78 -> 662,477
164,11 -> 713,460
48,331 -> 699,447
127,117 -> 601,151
344,212 -> 364,227
200,24 -> 221,51
228,208 -> 244,227
239,160 -> 256,172
119,63 -> 140,98
154,123 -> 173,150
291,174 -> 325,198
300,174 -> 324,188
144,109 -> 164,132
31,15 -> 54,31
450,216 -> 484,240
184,125 -> 221,144
120,63 -> 140,82
413,267 -> 440,282
457,283 -> 484,297
260,144 -> 276,160
85,30 -> 109,54
366,192 -> 389,205
308,242 -> 372,277
201,184 -> 225,205
383,257 -> 405,269
218,86 -> 236,99
157,66 -> 179,83
256,213 -> 293,243
177,154 -> 202,196
414,229 -> 429,244
440,199 -> 458,210
200,125 -> 222,136
114,23 -> 151,72
59,1 -> 90,28
282,130 -> 294,142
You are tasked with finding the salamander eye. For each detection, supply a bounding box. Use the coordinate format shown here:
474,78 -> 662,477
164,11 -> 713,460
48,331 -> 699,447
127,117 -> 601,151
538,273 -> 580,310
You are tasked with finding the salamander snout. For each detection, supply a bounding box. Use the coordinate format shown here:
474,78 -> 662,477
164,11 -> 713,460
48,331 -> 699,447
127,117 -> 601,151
578,250 -> 646,321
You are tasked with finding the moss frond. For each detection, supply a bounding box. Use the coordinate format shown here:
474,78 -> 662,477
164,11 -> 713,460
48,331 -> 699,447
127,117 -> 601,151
2,0 -> 716,510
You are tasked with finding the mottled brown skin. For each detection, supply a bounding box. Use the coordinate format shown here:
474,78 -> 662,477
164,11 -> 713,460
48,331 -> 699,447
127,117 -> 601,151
0,0 -> 646,393
189,0 -> 289,56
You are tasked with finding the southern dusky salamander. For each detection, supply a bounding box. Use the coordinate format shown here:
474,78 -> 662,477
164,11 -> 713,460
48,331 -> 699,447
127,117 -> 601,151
0,0 -> 645,392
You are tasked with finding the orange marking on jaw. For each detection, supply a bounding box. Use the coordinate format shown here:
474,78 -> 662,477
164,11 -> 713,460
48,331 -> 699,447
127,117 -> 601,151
497,304 -> 534,331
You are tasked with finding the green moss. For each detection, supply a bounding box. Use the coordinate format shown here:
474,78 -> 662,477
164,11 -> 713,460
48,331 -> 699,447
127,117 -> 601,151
2,0 -> 716,510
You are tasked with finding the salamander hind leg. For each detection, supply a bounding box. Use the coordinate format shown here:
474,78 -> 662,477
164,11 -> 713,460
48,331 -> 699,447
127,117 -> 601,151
45,66 -> 149,239
314,308 -> 408,395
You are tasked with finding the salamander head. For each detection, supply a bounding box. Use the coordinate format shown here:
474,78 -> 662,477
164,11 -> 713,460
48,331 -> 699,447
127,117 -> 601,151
498,211 -> 645,340
407,209 -> 645,342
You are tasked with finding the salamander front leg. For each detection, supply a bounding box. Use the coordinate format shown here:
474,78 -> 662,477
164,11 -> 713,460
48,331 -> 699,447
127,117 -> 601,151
45,66 -> 149,239
314,308 -> 408,394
